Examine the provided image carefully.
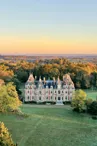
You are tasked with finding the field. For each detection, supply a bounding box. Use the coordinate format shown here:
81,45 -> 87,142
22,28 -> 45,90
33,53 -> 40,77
0,104 -> 97,146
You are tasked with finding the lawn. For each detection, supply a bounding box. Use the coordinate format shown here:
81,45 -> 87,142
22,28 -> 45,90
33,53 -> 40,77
0,104 -> 97,146
84,90 -> 97,100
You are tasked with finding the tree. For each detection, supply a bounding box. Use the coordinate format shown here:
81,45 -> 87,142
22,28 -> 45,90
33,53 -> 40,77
0,83 -> 21,113
0,64 -> 14,82
0,122 -> 15,146
15,69 -> 28,83
0,79 -> 5,87
87,101 -> 97,115
71,90 -> 87,112
11,77 -> 22,95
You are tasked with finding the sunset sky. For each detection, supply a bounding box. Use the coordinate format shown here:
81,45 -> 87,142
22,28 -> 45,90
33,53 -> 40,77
0,0 -> 97,54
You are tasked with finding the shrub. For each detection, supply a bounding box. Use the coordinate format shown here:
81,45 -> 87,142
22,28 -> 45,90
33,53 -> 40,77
71,90 -> 87,112
87,101 -> 97,115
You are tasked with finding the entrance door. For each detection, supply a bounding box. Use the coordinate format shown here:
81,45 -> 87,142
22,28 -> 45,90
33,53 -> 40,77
58,97 -> 61,100
56,97 -> 63,105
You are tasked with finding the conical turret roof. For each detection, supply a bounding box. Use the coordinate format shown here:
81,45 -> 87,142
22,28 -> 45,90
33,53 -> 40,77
27,73 -> 34,83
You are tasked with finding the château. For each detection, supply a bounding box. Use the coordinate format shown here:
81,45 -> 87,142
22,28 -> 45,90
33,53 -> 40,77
25,74 -> 75,104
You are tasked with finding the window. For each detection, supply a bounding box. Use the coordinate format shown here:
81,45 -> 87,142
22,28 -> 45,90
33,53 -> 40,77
46,97 -> 48,99
55,97 -> 56,100
62,91 -> 64,93
65,91 -> 67,93
28,91 -> 29,93
51,96 -> 52,99
55,91 -> 56,93
39,91 -> 41,94
51,91 -> 52,93
65,97 -> 67,100
58,91 -> 60,94
28,96 -> 29,99
58,97 -> 60,100
39,97 -> 41,100
62,97 -> 63,100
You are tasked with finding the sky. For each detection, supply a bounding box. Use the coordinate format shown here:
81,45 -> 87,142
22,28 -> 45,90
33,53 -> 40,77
0,0 -> 97,55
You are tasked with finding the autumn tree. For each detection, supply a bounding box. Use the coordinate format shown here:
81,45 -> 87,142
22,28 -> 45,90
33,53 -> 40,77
0,83 -> 21,113
0,122 -> 15,146
71,90 -> 87,112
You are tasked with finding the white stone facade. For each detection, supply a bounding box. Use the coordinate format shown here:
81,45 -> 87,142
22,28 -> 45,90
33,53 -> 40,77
25,74 -> 75,104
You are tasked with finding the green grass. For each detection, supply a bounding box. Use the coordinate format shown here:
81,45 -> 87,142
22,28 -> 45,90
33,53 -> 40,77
0,104 -> 97,146
84,90 -> 97,100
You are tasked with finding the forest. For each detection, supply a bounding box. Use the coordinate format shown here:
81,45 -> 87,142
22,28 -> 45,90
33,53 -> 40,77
0,58 -> 97,95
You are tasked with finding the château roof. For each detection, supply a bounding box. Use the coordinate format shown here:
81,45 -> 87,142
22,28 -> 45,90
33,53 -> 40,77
25,74 -> 74,89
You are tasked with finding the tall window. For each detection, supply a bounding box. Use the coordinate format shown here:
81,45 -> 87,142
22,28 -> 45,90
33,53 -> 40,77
39,97 -> 41,100
58,91 -> 60,94
58,97 -> 60,100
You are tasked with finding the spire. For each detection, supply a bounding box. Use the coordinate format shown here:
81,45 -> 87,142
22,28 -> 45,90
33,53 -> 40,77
57,76 -> 61,84
53,77 -> 56,83
27,73 -> 34,83
39,76 -> 42,83
43,77 -> 46,83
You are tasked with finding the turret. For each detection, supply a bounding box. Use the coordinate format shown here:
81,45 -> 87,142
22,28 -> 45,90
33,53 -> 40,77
57,76 -> 61,89
27,73 -> 34,83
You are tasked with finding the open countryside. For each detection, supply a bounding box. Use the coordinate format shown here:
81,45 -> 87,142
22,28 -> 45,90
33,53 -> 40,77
1,0 -> 97,146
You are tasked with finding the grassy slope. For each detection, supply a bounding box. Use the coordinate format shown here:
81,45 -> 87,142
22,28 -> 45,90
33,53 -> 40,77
0,105 -> 97,146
